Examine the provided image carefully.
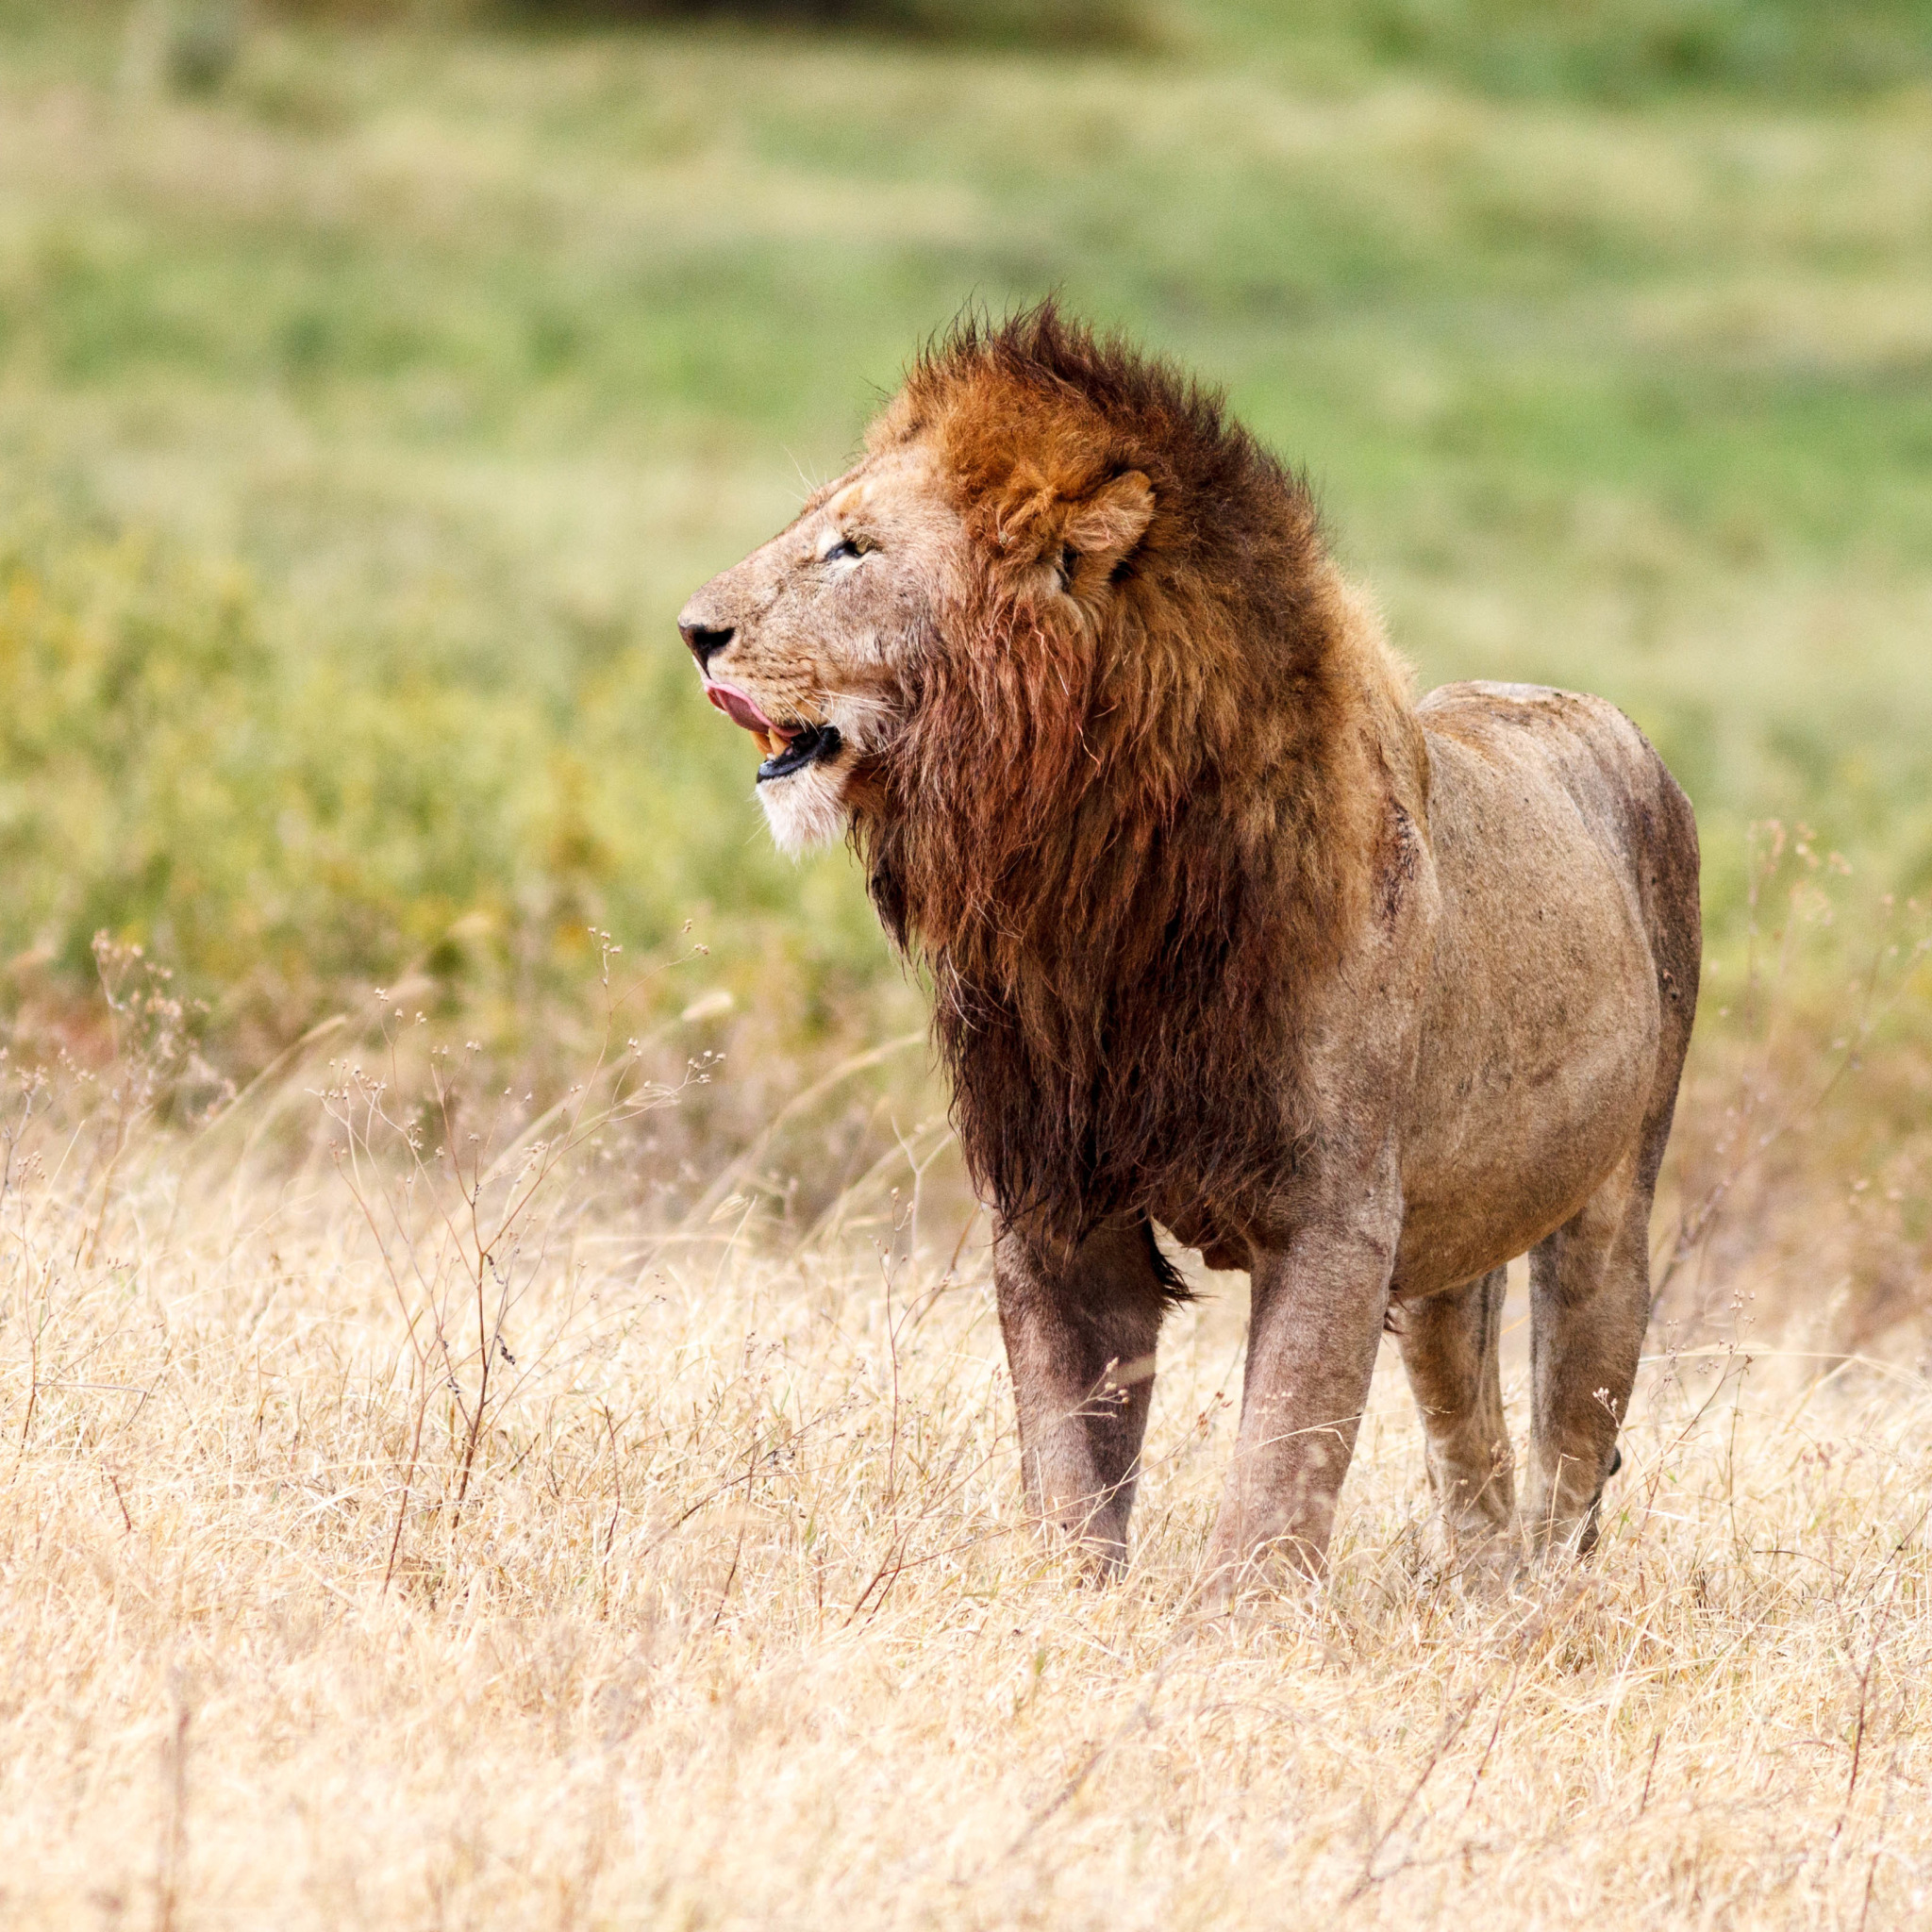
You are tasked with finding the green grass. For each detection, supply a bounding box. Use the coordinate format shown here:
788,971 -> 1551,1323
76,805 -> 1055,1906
1,1 -> 1929,1056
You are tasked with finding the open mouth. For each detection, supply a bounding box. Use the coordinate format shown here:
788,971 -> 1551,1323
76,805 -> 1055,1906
755,721 -> 841,783
704,680 -> 843,784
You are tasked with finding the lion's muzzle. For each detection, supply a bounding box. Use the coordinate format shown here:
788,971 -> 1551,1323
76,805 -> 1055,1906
702,679 -> 842,783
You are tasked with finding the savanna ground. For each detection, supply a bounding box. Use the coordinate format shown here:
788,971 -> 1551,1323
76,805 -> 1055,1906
3,2 -> 1932,1924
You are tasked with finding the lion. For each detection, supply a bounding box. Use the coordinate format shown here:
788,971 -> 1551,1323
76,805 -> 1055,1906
676,305 -> 1700,1599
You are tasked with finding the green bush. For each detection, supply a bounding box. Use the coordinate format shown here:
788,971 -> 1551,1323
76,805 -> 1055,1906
542,0 -> 1145,45
1346,0 -> 1932,102
0,514 -> 599,1047
259,0 -> 1148,47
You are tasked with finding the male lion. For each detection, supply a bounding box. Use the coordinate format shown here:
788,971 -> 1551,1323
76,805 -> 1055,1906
677,307 -> 1700,1598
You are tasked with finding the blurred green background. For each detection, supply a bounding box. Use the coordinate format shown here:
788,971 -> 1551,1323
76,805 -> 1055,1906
2,0 -> 1930,1064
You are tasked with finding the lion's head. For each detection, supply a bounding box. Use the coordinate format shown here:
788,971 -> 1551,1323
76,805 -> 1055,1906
676,325 -> 1161,861
679,305 -> 1422,1251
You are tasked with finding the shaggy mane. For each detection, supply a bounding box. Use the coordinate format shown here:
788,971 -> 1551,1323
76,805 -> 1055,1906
852,303 -> 1424,1262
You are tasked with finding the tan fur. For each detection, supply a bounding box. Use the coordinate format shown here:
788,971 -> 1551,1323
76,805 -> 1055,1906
679,307 -> 1700,1598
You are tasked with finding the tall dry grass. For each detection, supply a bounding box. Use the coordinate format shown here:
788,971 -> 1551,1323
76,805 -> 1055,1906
3,911 -> 1932,1929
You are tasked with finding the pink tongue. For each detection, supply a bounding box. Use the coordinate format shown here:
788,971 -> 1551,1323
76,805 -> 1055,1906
704,682 -> 791,741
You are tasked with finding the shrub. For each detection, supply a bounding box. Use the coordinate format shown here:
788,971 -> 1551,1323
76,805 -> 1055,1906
1352,0 -> 1932,103
258,0 -> 1148,48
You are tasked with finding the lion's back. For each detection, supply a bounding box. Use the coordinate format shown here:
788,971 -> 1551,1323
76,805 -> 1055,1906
1419,680 -> 1661,812
1417,679 -> 1700,994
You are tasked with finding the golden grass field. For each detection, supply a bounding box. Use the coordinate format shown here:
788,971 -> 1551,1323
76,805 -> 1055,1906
4,941 -> 1932,1932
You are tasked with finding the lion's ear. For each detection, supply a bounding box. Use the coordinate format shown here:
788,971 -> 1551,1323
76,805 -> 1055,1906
1059,471 -> 1154,572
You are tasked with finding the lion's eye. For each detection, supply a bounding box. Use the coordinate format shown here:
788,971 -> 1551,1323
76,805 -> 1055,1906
824,537 -> 864,564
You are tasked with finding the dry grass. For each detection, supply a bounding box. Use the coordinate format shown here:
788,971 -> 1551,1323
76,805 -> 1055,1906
5,970 -> 1932,1932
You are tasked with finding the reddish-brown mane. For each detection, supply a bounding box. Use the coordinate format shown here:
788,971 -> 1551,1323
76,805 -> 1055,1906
851,304 -> 1423,1262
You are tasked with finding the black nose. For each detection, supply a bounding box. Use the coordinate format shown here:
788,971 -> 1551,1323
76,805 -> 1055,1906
680,622 -> 734,669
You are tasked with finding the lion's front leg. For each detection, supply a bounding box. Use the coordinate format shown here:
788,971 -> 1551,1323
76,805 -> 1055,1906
995,1219 -> 1173,1578
1197,1219 -> 1395,1609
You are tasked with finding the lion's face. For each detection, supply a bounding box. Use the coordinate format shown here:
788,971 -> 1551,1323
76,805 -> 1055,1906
676,439 -> 966,855
679,390 -> 1158,857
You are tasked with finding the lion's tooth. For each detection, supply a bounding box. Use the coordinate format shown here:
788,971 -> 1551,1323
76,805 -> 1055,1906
755,727 -> 774,758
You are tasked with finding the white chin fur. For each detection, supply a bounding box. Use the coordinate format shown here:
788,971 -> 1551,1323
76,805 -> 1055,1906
758,760 -> 849,855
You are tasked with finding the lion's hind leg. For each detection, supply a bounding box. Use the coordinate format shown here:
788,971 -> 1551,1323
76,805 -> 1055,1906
1523,1158 -> 1652,1557
1393,1267 -> 1519,1583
